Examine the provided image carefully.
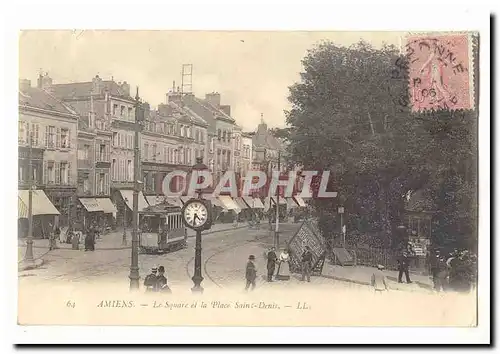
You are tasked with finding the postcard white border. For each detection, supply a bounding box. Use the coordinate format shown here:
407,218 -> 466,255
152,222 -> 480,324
1,0 -> 492,347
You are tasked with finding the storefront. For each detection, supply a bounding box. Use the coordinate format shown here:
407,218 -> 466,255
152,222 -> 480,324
18,189 -> 60,238
44,186 -> 77,228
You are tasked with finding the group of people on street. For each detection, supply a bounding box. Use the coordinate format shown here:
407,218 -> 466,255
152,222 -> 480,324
429,249 -> 476,292
144,265 -> 172,293
244,245 -> 315,291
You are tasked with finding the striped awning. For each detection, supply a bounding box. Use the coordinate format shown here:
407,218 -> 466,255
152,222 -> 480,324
18,190 -> 60,216
96,198 -> 117,214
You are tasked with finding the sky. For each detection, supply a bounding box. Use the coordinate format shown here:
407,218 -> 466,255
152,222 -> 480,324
19,30 -> 402,131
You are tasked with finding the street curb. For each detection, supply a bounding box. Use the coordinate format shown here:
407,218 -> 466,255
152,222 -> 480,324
18,258 -> 44,272
17,224 -> 251,252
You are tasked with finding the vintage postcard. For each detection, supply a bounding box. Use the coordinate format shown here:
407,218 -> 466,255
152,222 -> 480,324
13,21 -> 488,343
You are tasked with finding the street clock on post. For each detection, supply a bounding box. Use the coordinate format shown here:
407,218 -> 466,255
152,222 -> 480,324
181,198 -> 213,231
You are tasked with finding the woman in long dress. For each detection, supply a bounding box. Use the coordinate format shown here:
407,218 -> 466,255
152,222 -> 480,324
276,249 -> 291,281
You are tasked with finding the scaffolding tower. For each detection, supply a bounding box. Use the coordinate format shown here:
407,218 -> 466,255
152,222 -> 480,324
181,64 -> 193,96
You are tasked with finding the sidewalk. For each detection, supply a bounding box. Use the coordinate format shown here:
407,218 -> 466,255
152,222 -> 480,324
17,222 -> 251,251
322,263 -> 434,292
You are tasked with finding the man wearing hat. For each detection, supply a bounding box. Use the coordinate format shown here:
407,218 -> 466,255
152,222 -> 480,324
144,266 -> 158,292
371,265 -> 389,293
245,255 -> 257,291
155,266 -> 172,293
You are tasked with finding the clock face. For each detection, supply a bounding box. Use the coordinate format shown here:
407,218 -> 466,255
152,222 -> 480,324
183,200 -> 209,229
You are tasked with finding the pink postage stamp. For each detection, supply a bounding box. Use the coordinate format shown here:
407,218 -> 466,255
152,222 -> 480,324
405,33 -> 475,112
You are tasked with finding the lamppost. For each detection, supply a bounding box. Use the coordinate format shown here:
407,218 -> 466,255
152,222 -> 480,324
23,131 -> 35,266
338,206 -> 345,247
191,157 -> 210,293
122,197 -> 128,246
129,87 -> 144,290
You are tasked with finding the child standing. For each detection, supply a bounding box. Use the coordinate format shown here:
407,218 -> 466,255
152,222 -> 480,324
371,265 -> 389,293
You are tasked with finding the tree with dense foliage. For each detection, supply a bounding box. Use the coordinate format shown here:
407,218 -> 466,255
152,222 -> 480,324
283,38 -> 478,253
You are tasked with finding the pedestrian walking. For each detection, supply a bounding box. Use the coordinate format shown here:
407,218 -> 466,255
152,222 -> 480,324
155,266 -> 172,293
431,251 -> 448,292
371,265 -> 389,294
276,249 -> 291,281
144,266 -> 158,292
266,247 -> 278,282
245,255 -> 257,291
301,246 -> 313,282
71,228 -> 80,250
397,252 -> 412,283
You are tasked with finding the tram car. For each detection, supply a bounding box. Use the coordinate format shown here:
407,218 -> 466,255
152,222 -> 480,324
138,204 -> 188,254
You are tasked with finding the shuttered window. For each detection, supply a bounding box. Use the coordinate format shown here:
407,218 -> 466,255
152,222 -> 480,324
55,162 -> 61,184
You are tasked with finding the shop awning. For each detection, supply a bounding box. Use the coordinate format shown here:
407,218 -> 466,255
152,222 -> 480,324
165,197 -> 183,208
286,197 -> 299,209
217,195 -> 241,212
180,196 -> 192,204
18,197 -> 28,218
293,195 -> 307,207
271,196 -> 287,205
234,197 -> 248,209
145,195 -> 163,206
119,190 -> 149,211
18,190 -> 60,216
96,198 -> 117,214
243,197 -> 263,209
79,198 -> 102,212
263,197 -> 272,212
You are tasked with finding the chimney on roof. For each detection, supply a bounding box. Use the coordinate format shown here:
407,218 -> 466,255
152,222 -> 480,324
120,81 -> 130,96
167,90 -> 182,104
92,75 -> 102,95
37,72 -> 53,91
19,79 -> 31,92
205,92 -> 221,107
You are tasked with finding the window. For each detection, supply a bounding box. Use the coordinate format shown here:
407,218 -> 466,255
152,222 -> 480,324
201,149 -> 205,159
19,166 -> 24,182
47,162 -> 55,184
222,131 -> 227,142
152,173 -> 157,193
47,126 -> 56,148
99,144 -> 106,161
78,144 -> 90,160
61,128 -> 69,149
144,143 -> 149,161
113,132 -> 118,146
18,121 -> 25,143
59,162 -> 68,184
152,144 -> 157,160
112,159 -> 117,180
120,106 -> 125,117
83,177 -> 90,193
217,129 -> 221,140
98,173 -> 105,194
113,104 -> 118,116
128,107 -> 133,119
127,160 -> 133,181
